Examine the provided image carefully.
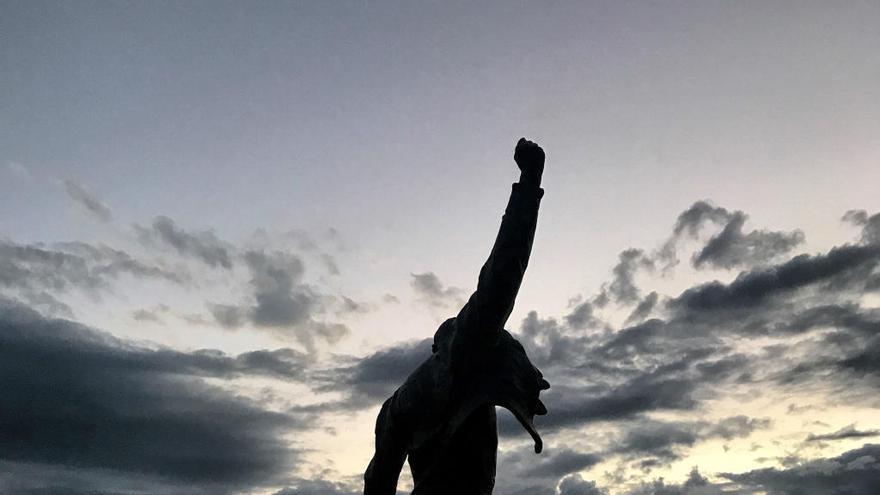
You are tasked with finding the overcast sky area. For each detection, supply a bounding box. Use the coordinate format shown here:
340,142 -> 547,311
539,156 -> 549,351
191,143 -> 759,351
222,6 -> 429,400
2,1 -> 880,494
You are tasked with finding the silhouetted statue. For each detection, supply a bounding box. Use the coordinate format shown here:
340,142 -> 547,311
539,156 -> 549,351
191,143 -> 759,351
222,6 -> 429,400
364,138 -> 550,495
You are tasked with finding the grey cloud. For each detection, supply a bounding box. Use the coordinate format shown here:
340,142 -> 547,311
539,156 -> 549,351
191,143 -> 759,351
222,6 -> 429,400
558,474 -> 607,495
843,209 -> 880,245
410,271 -> 464,308
660,201 -> 804,271
55,241 -> 188,283
518,448 -> 603,479
672,201 -> 732,238
565,300 -> 601,329
274,478 -> 366,495
495,445 -> 602,495
209,250 -> 349,351
782,303 -> 880,335
612,416 -> 768,463
625,291 -> 659,325
519,311 -> 596,370
314,338 -> 432,409
131,308 -> 162,322
209,302 -> 246,328
63,179 -> 113,222
723,444 -> 880,495
17,290 -> 74,317
710,415 -> 772,440
671,244 -> 880,313
614,421 -> 700,461
0,298 -> 308,493
805,424 -> 880,442
535,374 -> 697,432
0,459 -> 220,495
693,211 -> 804,270
136,215 -> 233,269
246,249 -> 309,327
322,252 -> 341,275
835,335 -> 880,377
657,201 -> 733,269
625,467 -> 717,495
0,240 -> 185,315
607,248 -> 653,305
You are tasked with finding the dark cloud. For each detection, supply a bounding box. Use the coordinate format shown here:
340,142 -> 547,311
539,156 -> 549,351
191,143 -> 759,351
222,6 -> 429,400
410,271 -> 464,308
0,458 -> 224,495
614,422 -> 700,461
657,200 -> 737,269
314,338 -> 432,408
693,211 -> 804,270
805,424 -> 880,442
518,448 -> 603,479
0,298 -> 308,493
835,334 -> 880,377
671,244 -> 880,313
659,201 -> 805,271
63,179 -> 113,222
723,444 -> 880,495
136,215 -> 233,269
535,373 -> 698,432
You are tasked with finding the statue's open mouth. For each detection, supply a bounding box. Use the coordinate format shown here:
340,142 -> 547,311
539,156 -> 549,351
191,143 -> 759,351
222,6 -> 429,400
503,398 -> 547,454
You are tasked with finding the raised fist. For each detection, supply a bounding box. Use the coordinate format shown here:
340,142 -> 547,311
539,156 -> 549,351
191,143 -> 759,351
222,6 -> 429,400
514,138 -> 544,183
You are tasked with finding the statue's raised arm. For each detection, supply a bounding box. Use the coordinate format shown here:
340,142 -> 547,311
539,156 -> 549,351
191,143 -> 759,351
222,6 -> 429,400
451,138 -> 545,354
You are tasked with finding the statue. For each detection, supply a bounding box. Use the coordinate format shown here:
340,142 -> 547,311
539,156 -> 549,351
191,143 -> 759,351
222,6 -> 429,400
364,138 -> 550,495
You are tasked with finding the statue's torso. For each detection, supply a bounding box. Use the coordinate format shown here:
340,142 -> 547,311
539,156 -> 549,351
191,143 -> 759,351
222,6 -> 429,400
408,403 -> 497,495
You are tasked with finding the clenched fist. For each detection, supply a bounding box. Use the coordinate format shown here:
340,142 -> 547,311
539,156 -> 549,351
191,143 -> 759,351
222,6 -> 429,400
514,138 -> 544,187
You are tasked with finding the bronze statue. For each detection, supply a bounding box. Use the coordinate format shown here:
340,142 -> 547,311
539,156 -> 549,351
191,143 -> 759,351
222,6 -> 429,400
364,138 -> 550,495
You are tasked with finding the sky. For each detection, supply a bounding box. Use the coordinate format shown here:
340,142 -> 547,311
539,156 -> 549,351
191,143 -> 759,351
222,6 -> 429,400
1,1 -> 879,494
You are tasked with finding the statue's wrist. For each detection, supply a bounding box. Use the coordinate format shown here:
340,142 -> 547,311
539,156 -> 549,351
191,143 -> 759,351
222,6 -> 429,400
518,171 -> 542,188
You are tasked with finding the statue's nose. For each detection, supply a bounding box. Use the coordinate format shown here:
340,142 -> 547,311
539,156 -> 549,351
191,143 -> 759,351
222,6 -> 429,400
539,378 -> 550,390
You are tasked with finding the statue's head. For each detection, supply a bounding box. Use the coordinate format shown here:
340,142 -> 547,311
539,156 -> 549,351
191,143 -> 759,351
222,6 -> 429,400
431,317 -> 456,354
429,318 -> 550,453
491,330 -> 550,453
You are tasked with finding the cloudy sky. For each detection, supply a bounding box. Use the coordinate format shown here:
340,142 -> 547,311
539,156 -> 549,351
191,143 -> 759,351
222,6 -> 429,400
2,1 -> 879,494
